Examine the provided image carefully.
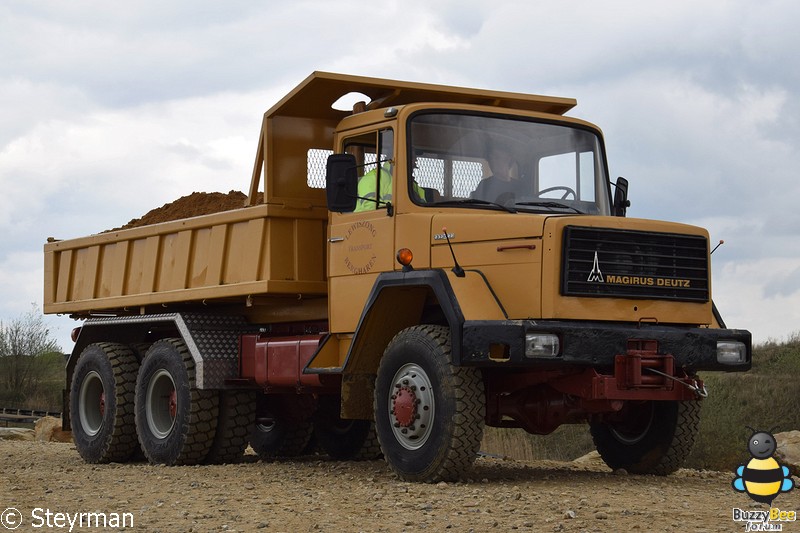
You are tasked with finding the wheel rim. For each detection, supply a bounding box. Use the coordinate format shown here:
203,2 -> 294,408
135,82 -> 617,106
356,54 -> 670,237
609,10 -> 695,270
78,370 -> 105,437
387,363 -> 434,450
255,411 -> 276,434
610,402 -> 655,445
327,419 -> 355,435
256,422 -> 276,433
146,369 -> 177,439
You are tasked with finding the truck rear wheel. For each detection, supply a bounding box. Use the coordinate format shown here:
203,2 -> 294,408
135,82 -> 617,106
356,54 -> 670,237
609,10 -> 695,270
70,343 -> 139,463
134,338 -> 218,465
590,399 -> 700,475
248,393 -> 315,458
374,325 -> 485,482
313,396 -> 381,460
204,390 -> 256,464
249,412 -> 313,458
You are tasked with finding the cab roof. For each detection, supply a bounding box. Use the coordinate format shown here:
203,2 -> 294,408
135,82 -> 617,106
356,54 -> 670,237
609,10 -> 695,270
266,71 -> 577,120
250,72 -> 577,207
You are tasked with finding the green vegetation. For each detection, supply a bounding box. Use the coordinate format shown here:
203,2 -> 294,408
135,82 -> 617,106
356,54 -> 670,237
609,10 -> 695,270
481,334 -> 800,472
0,308 -> 65,412
689,333 -> 800,470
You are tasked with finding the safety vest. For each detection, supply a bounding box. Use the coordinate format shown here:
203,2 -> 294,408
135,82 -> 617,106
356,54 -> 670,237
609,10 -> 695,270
355,166 -> 392,212
354,165 -> 428,212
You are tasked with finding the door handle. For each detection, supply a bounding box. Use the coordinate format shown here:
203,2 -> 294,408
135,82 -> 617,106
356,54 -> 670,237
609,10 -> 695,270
328,237 -> 344,243
496,244 -> 537,252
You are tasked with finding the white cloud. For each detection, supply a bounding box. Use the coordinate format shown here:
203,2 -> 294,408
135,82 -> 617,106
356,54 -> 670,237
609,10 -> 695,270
0,88 -> 284,241
714,258 -> 800,343
593,74 -> 795,219
0,251 -> 43,311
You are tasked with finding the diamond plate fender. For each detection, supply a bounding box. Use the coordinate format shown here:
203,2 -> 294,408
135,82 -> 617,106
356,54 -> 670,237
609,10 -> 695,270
67,312 -> 252,390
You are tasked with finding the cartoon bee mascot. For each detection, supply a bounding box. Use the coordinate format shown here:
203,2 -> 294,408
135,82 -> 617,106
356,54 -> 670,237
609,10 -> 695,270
733,427 -> 795,505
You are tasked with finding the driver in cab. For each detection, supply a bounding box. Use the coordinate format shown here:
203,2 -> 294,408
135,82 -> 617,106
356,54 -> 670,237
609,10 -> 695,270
470,142 -> 527,203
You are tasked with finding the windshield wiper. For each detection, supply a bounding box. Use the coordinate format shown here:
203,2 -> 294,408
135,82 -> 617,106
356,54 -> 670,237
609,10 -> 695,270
514,201 -> 584,214
433,198 -> 517,213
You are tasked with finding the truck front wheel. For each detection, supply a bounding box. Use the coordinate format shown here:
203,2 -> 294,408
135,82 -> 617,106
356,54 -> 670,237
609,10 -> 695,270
70,343 -> 139,463
374,325 -> 485,482
589,399 -> 700,475
134,338 -> 218,465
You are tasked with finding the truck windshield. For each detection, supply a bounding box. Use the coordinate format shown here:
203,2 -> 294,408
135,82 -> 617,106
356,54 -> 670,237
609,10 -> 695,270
408,112 -> 611,215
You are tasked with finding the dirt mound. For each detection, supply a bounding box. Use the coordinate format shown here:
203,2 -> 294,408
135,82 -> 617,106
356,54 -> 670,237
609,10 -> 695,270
110,190 -> 255,231
0,428 -> 34,441
34,416 -> 73,443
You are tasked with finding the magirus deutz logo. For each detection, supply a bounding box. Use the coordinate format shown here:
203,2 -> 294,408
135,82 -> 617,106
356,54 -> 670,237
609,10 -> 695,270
586,251 -> 692,288
587,251 -> 604,283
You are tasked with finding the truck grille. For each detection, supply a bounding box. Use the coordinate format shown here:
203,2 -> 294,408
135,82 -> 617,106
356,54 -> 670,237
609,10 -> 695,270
561,226 -> 709,302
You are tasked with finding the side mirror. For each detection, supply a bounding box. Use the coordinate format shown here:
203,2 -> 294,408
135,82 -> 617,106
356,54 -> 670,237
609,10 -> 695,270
325,154 -> 358,212
613,176 -> 630,217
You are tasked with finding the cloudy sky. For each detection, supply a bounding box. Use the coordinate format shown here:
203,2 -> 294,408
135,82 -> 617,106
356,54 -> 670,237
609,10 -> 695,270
1,0 -> 798,351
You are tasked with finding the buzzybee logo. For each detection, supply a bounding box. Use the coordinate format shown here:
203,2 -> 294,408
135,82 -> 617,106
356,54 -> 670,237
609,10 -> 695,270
730,427 -> 797,531
732,428 -> 794,505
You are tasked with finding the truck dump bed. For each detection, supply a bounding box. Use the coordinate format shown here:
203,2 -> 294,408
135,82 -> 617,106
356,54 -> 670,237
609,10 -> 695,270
43,203 -> 327,315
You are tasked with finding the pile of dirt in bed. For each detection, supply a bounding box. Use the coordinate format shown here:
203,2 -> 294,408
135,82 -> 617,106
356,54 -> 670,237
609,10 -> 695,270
108,190 -> 260,231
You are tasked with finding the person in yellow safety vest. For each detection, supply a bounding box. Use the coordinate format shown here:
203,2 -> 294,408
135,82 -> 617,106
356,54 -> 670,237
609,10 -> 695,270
354,164 -> 429,212
355,164 -> 393,212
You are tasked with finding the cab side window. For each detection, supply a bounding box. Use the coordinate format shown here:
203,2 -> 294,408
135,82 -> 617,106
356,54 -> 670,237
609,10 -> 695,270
344,129 -> 394,212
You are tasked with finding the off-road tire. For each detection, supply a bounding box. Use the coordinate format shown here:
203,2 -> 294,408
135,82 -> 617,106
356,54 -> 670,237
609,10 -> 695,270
134,338 -> 218,465
313,396 -> 382,461
128,342 -> 151,363
590,399 -> 701,475
249,414 -> 314,458
124,343 -> 152,462
374,325 -> 485,482
204,390 -> 256,464
70,343 -> 139,463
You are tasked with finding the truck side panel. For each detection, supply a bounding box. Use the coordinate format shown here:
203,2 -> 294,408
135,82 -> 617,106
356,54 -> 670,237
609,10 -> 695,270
44,204 -> 328,315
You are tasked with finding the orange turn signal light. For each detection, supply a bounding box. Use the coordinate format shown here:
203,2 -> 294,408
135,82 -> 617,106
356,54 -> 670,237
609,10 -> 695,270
396,248 -> 414,267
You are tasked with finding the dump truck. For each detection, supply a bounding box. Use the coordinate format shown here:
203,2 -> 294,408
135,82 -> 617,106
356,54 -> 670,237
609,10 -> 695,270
44,71 -> 751,482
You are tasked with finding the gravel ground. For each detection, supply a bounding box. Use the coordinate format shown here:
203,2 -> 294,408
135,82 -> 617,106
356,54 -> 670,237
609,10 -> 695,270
1,440 -> 799,532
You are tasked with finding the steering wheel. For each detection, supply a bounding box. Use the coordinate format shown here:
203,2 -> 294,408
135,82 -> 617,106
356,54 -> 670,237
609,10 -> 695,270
538,186 -> 576,200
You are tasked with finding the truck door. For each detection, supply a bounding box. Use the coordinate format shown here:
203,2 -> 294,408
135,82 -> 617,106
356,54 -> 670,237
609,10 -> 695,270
328,128 -> 396,334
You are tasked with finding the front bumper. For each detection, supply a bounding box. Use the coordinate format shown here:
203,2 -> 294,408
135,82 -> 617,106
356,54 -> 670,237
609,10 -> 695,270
460,319 -> 751,372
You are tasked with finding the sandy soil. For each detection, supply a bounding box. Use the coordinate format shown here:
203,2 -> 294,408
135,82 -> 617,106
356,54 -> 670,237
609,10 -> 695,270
106,190 -> 258,232
3,440 -> 798,533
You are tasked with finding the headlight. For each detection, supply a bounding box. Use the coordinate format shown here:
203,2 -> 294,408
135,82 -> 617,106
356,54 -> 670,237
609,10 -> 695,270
525,333 -> 560,358
717,341 -> 747,364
